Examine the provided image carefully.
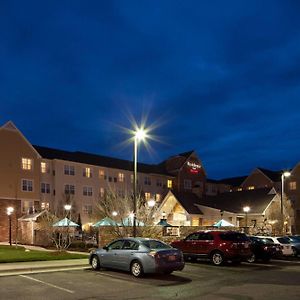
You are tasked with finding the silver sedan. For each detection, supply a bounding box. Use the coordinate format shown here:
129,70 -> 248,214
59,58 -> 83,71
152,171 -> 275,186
89,237 -> 185,277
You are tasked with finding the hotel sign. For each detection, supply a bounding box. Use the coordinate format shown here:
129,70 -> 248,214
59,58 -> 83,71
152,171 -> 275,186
187,161 -> 201,174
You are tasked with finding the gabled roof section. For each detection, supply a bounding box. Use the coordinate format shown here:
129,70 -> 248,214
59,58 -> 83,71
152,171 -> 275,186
171,191 -> 203,214
199,188 -> 276,214
1,121 -> 41,158
218,175 -> 248,186
257,167 -> 283,182
33,145 -> 172,176
177,150 -> 194,158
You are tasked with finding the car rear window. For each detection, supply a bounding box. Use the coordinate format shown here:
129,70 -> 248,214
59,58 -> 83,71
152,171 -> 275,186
141,240 -> 172,250
220,232 -> 249,242
277,237 -> 290,244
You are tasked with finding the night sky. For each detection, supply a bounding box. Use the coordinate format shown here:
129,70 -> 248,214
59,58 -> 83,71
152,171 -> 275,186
1,0 -> 300,179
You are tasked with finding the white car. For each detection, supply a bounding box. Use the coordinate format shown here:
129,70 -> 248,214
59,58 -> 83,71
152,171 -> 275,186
256,236 -> 293,256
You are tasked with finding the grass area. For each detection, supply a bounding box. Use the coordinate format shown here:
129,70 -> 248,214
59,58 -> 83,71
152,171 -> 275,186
0,245 -> 88,263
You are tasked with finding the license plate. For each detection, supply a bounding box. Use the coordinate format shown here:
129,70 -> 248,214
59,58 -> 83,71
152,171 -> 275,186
168,255 -> 176,261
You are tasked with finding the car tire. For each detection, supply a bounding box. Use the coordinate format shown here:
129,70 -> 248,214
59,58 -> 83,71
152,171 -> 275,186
91,255 -> 101,270
210,251 -> 224,266
130,260 -> 144,278
247,254 -> 256,263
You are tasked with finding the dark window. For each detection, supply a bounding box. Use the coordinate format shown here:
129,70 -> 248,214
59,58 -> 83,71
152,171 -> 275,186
108,240 -> 124,250
220,232 -> 249,242
198,233 -> 214,241
141,240 -> 172,250
122,240 -> 139,250
185,233 -> 200,241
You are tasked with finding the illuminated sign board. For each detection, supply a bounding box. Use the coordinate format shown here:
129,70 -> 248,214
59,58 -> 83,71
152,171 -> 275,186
187,161 -> 201,174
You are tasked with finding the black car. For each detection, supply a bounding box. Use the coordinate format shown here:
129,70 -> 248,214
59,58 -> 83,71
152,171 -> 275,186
247,236 -> 281,263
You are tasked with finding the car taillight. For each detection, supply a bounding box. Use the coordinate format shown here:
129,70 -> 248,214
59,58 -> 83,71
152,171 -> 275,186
148,251 -> 160,259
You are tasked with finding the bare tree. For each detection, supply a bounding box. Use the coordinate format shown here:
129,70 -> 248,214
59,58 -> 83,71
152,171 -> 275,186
94,189 -> 161,239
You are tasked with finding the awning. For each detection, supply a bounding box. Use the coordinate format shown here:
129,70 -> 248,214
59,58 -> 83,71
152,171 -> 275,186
53,217 -> 79,227
92,217 -> 118,227
213,219 -> 235,227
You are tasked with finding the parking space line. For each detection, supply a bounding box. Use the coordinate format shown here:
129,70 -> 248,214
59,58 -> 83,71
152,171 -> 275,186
19,275 -> 74,294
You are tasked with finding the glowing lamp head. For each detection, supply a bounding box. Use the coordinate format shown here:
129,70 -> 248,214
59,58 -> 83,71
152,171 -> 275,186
243,206 -> 250,213
64,204 -> 72,211
6,207 -> 14,216
283,171 -> 291,178
112,211 -> 118,217
147,199 -> 156,208
135,128 -> 146,141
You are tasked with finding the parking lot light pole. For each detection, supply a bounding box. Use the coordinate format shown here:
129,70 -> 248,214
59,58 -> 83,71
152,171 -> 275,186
243,206 -> 250,234
6,207 -> 14,246
281,171 -> 291,235
133,128 -> 146,237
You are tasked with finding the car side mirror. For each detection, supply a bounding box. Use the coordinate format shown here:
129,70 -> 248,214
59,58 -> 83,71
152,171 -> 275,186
103,246 -> 109,251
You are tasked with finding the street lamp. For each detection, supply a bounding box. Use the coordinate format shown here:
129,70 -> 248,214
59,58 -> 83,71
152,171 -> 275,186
243,206 -> 250,233
6,207 -> 14,246
281,171 -> 291,235
147,199 -> 156,208
133,127 -> 147,237
112,211 -> 118,217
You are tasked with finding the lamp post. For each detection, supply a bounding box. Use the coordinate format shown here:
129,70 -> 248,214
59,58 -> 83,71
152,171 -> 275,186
6,207 -> 14,246
243,206 -> 250,233
133,128 -> 146,237
281,171 -> 291,235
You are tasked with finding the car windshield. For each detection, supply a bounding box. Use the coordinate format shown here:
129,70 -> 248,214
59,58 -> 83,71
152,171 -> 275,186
220,232 -> 249,242
141,240 -> 172,250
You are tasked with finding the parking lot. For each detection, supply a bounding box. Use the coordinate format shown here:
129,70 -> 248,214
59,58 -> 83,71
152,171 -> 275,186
0,258 -> 299,300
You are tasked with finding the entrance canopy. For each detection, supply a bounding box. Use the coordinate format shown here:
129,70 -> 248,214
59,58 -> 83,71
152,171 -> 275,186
92,217 -> 118,227
53,217 -> 79,227
213,219 -> 234,227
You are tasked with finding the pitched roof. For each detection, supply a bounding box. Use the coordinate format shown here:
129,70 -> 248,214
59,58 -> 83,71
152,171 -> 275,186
33,145 -> 172,176
199,188 -> 276,214
171,191 -> 203,214
257,168 -> 283,182
217,175 -> 248,186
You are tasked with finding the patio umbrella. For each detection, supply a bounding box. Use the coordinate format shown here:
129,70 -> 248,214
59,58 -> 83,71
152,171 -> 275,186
213,219 -> 234,227
53,217 -> 79,227
92,217 -> 118,227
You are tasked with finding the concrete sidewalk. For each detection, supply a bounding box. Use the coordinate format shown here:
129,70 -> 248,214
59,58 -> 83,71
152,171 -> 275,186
0,259 -> 90,277
0,243 -> 91,276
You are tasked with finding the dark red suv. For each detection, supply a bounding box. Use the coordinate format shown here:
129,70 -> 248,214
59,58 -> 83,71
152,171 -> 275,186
171,230 -> 252,266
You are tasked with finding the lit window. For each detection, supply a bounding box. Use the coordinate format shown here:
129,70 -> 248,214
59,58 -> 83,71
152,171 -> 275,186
248,186 -> 255,190
155,194 -> 161,201
237,187 -> 242,191
184,179 -> 192,190
64,165 -> 75,175
83,186 -> 93,196
41,183 -> 50,194
83,167 -> 92,178
40,162 -> 49,173
289,181 -> 297,190
167,180 -> 172,189
22,179 -> 33,192
145,192 -> 151,200
99,169 -> 105,179
118,173 -> 124,182
65,184 -> 75,195
100,187 -> 105,197
22,158 -> 32,170
41,202 -> 49,210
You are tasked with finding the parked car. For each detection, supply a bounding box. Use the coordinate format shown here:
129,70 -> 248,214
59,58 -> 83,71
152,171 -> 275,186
89,237 -> 185,277
284,236 -> 300,256
246,236 -> 282,263
170,230 -> 252,266
255,236 -> 294,256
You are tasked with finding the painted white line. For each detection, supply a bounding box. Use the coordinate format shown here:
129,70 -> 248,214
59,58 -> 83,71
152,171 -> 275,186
19,275 -> 74,294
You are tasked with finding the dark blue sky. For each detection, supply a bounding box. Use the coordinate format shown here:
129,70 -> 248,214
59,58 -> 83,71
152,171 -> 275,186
1,0 -> 300,179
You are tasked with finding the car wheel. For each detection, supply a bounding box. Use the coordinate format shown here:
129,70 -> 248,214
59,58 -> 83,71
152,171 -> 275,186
211,251 -> 224,266
91,255 -> 100,270
247,254 -> 256,263
130,261 -> 144,278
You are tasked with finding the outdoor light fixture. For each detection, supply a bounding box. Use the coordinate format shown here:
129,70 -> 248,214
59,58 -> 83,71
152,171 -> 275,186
243,206 -> 250,233
281,171 -> 291,234
6,207 -> 14,246
133,126 -> 148,237
112,211 -> 118,217
64,204 -> 72,211
147,199 -> 156,208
